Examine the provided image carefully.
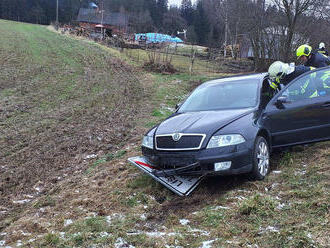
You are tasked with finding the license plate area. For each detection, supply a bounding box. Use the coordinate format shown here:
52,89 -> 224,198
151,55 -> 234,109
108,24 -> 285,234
128,156 -> 203,196
159,155 -> 197,169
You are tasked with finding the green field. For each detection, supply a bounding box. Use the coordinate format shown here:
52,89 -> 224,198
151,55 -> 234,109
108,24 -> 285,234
0,20 -> 329,248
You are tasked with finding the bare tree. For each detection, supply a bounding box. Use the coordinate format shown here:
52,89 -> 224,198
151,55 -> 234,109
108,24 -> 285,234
271,0 -> 328,60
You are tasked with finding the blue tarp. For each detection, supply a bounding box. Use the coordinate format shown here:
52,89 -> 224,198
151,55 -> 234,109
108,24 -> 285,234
135,33 -> 183,44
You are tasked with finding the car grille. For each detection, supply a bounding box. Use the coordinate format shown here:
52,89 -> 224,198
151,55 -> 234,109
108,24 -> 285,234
155,134 -> 206,150
158,155 -> 197,169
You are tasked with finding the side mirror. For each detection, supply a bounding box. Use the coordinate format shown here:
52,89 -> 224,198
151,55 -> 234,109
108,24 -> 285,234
275,96 -> 289,109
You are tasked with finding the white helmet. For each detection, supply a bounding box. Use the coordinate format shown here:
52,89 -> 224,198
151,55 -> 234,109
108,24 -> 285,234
268,61 -> 295,81
319,42 -> 325,49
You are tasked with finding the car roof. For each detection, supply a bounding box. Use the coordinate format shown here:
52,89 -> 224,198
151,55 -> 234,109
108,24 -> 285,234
202,73 -> 268,87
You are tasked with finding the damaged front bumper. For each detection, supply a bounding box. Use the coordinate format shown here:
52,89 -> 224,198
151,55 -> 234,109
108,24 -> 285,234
128,156 -> 204,196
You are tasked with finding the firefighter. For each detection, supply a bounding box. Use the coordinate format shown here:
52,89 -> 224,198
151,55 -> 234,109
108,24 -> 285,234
268,61 -> 313,90
317,42 -> 329,56
296,44 -> 330,68
268,61 -> 329,98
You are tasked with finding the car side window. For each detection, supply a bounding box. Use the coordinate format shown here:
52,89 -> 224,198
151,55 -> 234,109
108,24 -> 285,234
281,69 -> 330,101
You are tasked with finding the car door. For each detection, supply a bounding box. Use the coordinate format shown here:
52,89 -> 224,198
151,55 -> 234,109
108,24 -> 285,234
262,67 -> 330,148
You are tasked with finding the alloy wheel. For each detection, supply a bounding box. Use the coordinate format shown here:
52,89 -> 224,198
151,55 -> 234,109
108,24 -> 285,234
256,141 -> 269,176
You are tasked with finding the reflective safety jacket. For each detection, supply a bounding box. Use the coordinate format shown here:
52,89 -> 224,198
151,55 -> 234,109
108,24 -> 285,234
317,48 -> 329,56
305,52 -> 330,68
281,65 -> 312,85
293,68 -> 330,98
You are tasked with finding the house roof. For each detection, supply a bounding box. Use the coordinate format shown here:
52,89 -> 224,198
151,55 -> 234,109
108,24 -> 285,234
77,8 -> 128,27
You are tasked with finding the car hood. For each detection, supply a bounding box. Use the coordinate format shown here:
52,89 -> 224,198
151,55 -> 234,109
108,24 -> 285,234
155,108 -> 254,135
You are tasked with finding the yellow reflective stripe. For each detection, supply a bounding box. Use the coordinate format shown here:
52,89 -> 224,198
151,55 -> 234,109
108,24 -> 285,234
275,77 -> 281,84
300,80 -> 309,94
309,90 -> 318,98
321,70 -> 330,81
270,82 -> 278,89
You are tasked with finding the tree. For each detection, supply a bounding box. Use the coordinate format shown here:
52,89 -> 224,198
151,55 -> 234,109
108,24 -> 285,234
271,0 -> 328,61
155,0 -> 168,30
163,6 -> 187,35
129,10 -> 154,33
194,0 -> 210,45
180,0 -> 194,25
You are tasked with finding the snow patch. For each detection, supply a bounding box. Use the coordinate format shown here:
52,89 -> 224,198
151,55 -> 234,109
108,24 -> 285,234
226,240 -> 240,244
20,230 -> 31,236
211,206 -> 230,210
34,186 -> 41,192
0,240 -> 5,246
127,231 -> 180,238
272,170 -> 282,174
85,154 -> 97,159
100,231 -> 110,237
200,239 -> 217,248
294,170 -> 306,176
145,232 -> 166,237
247,245 -> 260,248
106,213 -> 125,224
114,237 -> 135,248
189,228 -> 210,236
258,226 -> 280,234
179,219 -> 190,225
232,196 -> 247,201
140,214 -> 147,220
12,199 -> 31,204
276,203 -> 286,210
64,219 -> 73,226
16,240 -> 23,247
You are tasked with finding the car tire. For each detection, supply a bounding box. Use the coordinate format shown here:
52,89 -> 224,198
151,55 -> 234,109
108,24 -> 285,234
250,136 -> 270,180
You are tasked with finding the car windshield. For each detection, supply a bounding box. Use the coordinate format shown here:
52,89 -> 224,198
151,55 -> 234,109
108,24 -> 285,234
178,79 -> 259,112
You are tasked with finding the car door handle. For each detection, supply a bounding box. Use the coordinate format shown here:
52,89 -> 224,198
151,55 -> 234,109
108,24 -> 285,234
321,102 -> 330,108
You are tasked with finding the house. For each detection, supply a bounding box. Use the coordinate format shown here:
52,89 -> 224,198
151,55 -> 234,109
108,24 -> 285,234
76,8 -> 128,35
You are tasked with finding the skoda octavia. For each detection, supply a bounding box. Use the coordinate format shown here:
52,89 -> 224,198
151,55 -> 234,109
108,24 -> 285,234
141,67 -> 330,180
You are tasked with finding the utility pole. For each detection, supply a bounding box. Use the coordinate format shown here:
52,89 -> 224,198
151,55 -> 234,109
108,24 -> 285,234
101,0 -> 104,38
56,0 -> 59,29
224,1 -> 228,58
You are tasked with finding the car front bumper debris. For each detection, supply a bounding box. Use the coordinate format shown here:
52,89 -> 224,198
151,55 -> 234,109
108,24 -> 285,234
128,156 -> 204,196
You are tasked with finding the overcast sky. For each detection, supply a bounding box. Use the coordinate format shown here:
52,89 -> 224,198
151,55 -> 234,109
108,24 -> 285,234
168,0 -> 197,7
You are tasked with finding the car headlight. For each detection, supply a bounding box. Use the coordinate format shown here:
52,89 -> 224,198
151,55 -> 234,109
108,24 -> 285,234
142,135 -> 154,149
207,134 -> 245,148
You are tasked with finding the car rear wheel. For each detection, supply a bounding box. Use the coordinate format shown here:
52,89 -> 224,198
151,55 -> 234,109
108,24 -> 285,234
250,136 -> 270,180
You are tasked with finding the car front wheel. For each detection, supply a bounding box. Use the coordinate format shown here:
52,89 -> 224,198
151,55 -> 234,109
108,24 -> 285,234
250,136 -> 270,180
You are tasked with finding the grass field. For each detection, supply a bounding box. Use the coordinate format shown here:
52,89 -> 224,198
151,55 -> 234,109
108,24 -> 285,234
0,19 -> 329,248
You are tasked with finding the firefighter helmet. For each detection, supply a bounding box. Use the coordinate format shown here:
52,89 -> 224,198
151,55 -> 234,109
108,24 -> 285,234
268,61 -> 294,81
296,44 -> 312,58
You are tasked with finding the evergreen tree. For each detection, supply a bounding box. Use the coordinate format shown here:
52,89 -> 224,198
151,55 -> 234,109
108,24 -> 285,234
155,0 -> 168,30
194,0 -> 209,45
180,0 -> 194,25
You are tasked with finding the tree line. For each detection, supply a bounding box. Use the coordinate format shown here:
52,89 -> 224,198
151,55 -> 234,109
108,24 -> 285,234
0,0 -> 329,69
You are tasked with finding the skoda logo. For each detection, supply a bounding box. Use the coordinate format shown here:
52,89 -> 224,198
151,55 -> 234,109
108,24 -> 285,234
172,133 -> 181,142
